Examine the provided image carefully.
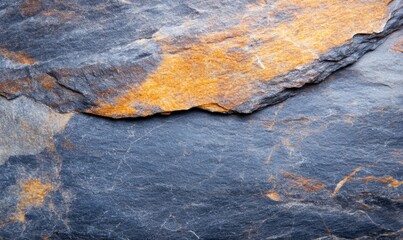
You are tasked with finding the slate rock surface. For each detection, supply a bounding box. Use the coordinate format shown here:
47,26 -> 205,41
0,25 -> 402,239
0,0 -> 402,118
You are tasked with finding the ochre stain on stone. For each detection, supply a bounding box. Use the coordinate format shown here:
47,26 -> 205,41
20,0 -> 42,17
12,179 -> 54,223
0,79 -> 26,97
0,48 -> 36,65
333,166 -> 362,196
357,176 -> 402,188
391,37 -> 403,52
42,9 -> 77,22
282,170 -> 326,193
89,0 -> 391,118
265,191 -> 281,202
39,74 -> 57,91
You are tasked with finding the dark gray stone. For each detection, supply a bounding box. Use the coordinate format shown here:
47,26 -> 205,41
0,29 -> 402,239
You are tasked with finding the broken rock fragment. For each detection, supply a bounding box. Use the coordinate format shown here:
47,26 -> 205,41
0,0 -> 402,118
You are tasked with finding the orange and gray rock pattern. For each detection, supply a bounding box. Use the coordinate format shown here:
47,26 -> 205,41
0,0 -> 402,117
0,21 -> 402,239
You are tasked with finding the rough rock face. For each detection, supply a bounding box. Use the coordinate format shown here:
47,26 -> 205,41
0,96 -> 72,165
1,19 -> 402,239
0,0 -> 402,118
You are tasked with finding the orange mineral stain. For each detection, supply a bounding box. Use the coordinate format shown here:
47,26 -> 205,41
391,37 -> 403,52
282,170 -> 326,192
12,179 -> 54,223
0,48 -> 36,65
333,166 -> 362,196
265,191 -> 282,202
358,176 -> 403,188
89,0 -> 391,117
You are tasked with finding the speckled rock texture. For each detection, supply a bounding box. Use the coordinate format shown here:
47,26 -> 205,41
1,0 -> 403,239
0,0 -> 402,117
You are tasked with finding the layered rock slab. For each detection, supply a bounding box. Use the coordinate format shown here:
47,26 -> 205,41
0,0 -> 402,117
0,29 -> 402,239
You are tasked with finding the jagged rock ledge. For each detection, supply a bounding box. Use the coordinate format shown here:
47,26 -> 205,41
0,0 -> 402,118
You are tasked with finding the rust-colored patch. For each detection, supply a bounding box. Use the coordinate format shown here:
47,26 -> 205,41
20,0 -> 42,17
0,48 -> 36,65
333,166 -> 362,196
391,37 -> 403,52
39,74 -> 56,91
89,0 -> 391,117
282,170 -> 326,192
265,191 -> 281,202
0,79 -> 25,96
357,176 -> 402,188
42,9 -> 77,22
12,179 -> 54,223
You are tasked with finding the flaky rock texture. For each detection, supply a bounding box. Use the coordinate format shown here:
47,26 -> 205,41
0,27 -> 402,239
0,0 -> 402,118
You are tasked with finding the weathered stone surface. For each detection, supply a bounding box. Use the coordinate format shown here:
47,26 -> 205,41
0,28 -> 402,239
0,0 -> 402,118
0,96 -> 73,165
